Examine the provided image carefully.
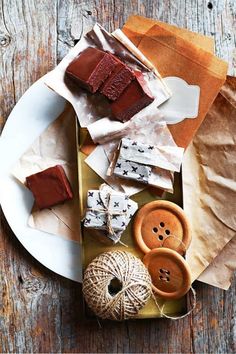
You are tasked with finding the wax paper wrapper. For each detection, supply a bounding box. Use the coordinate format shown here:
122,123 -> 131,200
183,76 -> 236,288
44,23 -> 170,128
12,105 -> 81,242
123,15 -> 228,148
86,109 -> 183,195
108,137 -> 183,192
84,184 -> 138,243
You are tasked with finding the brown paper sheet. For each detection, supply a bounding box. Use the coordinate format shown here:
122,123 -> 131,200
123,15 -> 215,52
12,105 -> 81,242
122,16 -> 228,148
183,76 -> 236,286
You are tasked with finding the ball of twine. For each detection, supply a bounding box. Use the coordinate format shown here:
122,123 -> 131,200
82,250 -> 152,321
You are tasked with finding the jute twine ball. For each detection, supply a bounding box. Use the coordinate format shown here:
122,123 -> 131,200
82,251 -> 152,321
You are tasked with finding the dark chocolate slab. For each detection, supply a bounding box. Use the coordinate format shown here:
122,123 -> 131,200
26,165 -> 73,210
111,71 -> 154,122
100,55 -> 134,100
66,47 -> 117,93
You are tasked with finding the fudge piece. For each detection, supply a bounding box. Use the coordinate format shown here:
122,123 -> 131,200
65,47 -> 117,93
26,165 -> 73,210
100,56 -> 134,100
111,71 -> 154,122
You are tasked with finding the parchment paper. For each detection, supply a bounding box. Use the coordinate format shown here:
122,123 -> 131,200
123,15 -> 228,148
12,105 -> 81,242
86,110 -> 183,195
183,76 -> 236,286
44,24 -> 170,129
122,15 -> 215,53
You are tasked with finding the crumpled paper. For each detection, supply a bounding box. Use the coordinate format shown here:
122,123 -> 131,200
108,137 -> 183,192
183,76 -> 236,287
12,105 -> 81,242
85,109 -> 183,195
44,24 -> 170,129
123,15 -> 228,148
114,137 -> 183,172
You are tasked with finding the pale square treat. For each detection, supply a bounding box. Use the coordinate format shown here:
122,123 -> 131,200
111,137 -> 180,192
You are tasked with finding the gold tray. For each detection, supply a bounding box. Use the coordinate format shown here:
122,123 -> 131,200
77,127 -> 186,318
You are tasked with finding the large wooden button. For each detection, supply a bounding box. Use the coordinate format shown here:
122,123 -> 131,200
133,200 -> 191,255
143,248 -> 191,299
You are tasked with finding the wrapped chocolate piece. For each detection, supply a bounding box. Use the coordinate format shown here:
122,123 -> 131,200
110,137 -> 183,191
84,184 -> 138,243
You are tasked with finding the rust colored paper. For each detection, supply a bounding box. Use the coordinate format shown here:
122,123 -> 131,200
123,15 -> 215,52
123,16 -> 228,148
183,76 -> 236,286
12,105 -> 81,242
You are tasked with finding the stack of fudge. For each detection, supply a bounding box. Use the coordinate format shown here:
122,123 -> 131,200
66,47 -> 154,122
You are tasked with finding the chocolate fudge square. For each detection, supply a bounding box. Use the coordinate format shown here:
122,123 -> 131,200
26,165 -> 73,210
66,47 -> 117,93
111,71 -> 154,122
100,55 -> 134,100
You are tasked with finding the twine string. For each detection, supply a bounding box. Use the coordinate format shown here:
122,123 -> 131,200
153,236 -> 196,319
161,234 -> 187,255
83,239 -> 196,321
82,251 -> 153,321
152,286 -> 197,320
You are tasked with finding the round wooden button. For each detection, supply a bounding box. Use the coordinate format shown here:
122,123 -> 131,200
143,248 -> 191,299
133,200 -> 191,255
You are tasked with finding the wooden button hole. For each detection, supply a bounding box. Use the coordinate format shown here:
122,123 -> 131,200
159,268 -> 170,281
160,268 -> 170,274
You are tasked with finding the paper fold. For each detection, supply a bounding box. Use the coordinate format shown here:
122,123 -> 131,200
44,24 -> 170,128
12,105 -> 81,242
183,76 -> 236,287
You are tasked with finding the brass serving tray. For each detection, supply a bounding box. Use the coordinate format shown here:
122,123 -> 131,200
77,126 -> 186,318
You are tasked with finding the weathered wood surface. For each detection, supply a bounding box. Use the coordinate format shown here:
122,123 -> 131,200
0,0 -> 236,353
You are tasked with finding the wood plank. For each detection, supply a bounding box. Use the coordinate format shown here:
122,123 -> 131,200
0,0 -> 235,353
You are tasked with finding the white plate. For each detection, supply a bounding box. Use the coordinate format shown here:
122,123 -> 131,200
0,74 -> 82,282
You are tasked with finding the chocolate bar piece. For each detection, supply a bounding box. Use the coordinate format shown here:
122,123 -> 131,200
111,71 -> 154,122
100,56 -> 134,100
26,165 -> 73,210
65,47 -> 117,93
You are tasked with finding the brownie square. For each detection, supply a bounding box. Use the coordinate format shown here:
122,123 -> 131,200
111,71 -> 154,122
65,47 -> 117,93
26,165 -> 73,210
100,56 -> 134,100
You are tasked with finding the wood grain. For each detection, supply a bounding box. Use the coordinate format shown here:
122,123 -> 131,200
0,0 -> 236,353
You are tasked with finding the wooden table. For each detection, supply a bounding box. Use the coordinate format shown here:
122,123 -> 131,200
0,1 -> 236,353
